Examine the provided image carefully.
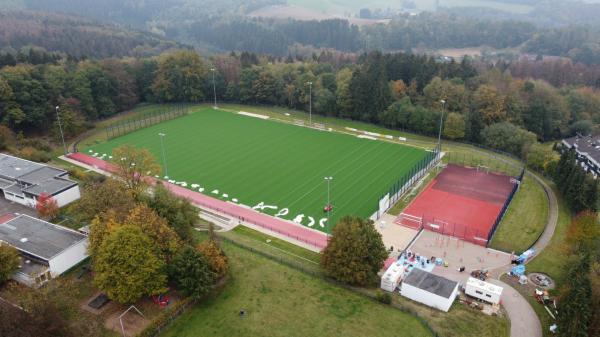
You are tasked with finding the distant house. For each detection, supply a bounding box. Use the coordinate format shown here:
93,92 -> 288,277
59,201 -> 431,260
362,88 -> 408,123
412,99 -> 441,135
400,269 -> 459,312
0,214 -> 88,287
0,153 -> 80,207
562,135 -> 600,178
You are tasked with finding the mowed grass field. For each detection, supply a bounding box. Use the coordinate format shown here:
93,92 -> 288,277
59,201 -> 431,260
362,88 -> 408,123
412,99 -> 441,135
85,108 -> 429,233
162,232 -> 434,337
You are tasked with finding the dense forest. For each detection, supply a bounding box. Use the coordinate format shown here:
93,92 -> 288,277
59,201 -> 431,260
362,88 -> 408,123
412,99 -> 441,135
2,48 -> 600,167
3,1 -> 600,65
0,11 -> 183,58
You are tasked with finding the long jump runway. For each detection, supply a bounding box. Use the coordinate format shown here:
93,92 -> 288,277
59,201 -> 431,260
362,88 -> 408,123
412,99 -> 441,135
396,164 -> 516,246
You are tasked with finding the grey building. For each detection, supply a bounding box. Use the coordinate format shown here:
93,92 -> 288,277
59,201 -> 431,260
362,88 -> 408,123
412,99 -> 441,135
562,135 -> 600,178
0,214 -> 88,287
0,153 -> 80,207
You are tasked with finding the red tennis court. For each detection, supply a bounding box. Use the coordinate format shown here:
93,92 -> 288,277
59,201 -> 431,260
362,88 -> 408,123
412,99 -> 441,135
395,164 -> 516,246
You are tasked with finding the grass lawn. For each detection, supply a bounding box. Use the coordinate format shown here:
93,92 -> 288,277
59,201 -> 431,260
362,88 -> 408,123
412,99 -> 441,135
163,233 -> 434,337
223,225 -> 321,264
526,183 -> 572,288
86,107 -> 430,232
489,174 -> 549,253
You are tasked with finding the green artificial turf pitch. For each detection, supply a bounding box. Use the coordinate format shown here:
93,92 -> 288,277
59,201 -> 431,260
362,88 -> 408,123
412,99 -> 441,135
85,108 -> 429,233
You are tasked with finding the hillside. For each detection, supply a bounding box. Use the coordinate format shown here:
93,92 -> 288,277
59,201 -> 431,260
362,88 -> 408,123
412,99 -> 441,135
0,10 -> 183,58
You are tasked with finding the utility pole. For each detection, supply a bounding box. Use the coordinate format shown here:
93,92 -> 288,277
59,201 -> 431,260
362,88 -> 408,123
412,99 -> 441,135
211,68 -> 217,108
55,106 -> 67,155
158,133 -> 168,178
306,81 -> 313,126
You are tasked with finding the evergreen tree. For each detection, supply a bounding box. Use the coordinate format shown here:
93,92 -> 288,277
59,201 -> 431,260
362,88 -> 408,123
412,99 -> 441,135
557,254 -> 592,337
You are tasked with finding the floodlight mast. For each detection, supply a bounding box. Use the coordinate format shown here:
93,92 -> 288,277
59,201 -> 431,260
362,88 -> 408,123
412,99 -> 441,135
306,81 -> 313,126
437,99 -> 446,154
324,176 -> 333,234
211,68 -> 217,108
55,106 -> 68,155
158,133 -> 168,178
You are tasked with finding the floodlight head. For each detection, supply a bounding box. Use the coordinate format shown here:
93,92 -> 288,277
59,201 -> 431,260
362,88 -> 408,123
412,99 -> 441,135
159,132 -> 166,136
440,99 -> 446,104
211,68 -> 215,71
55,105 -> 59,110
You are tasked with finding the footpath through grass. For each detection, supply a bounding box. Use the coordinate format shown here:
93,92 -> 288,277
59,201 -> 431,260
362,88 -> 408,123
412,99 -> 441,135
163,232 -> 434,337
86,107 -> 429,232
489,174 -> 549,253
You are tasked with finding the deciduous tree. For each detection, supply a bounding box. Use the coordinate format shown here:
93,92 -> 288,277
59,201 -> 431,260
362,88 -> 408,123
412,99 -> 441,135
93,225 -> 167,304
320,216 -> 388,286
112,145 -> 161,197
35,192 -> 59,220
0,244 -> 20,284
443,112 -> 466,140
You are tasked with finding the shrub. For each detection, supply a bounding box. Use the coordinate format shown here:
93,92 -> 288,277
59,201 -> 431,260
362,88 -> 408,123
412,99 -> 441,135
375,291 -> 392,305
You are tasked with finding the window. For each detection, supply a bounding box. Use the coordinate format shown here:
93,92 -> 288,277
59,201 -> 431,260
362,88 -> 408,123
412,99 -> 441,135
486,294 -> 492,298
475,290 -> 483,295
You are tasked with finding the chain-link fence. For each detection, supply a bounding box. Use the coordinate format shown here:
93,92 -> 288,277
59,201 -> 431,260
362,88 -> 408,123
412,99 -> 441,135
105,104 -> 189,140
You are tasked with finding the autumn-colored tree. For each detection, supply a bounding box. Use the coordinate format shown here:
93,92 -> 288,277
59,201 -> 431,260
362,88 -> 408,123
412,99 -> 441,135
566,211 -> 600,257
112,144 -> 161,197
152,50 -> 207,102
124,204 -> 182,261
0,244 -> 20,284
72,178 -> 136,224
320,216 -> 388,286
389,79 -> 407,100
472,84 -> 506,125
35,193 -> 59,220
197,228 -> 229,279
93,225 -> 167,304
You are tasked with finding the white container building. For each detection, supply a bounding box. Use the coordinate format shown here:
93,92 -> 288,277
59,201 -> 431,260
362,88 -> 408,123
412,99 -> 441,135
465,277 -> 503,305
380,261 -> 406,292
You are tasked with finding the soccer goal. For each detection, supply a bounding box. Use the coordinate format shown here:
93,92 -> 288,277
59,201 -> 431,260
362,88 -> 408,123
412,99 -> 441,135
397,213 -> 423,230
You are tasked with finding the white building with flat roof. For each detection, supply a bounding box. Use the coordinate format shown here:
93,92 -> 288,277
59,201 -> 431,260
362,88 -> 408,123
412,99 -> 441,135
0,214 -> 88,287
400,269 -> 459,312
0,153 -> 80,207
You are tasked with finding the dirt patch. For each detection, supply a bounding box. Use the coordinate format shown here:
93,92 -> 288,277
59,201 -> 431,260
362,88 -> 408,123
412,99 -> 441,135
105,305 -> 151,337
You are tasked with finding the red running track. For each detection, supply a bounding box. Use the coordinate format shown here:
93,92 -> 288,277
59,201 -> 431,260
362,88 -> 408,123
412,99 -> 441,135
67,153 -> 329,250
396,164 -> 516,246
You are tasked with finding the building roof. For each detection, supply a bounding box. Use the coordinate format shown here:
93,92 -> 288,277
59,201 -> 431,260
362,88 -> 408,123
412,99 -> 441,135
23,178 -> 77,197
0,153 -> 77,197
0,214 -> 87,261
563,135 -> 600,165
0,154 -> 44,180
18,166 -> 66,185
403,269 -> 458,299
